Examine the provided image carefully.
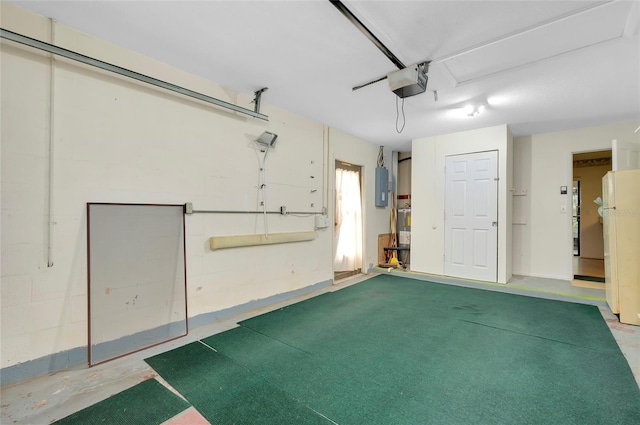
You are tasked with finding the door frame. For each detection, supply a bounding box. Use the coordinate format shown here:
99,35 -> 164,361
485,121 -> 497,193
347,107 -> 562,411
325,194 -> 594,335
572,180 -> 581,257
567,148 -> 612,279
333,159 -> 364,279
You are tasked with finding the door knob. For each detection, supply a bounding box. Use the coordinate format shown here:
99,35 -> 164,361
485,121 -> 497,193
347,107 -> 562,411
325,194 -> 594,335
492,222 -> 498,227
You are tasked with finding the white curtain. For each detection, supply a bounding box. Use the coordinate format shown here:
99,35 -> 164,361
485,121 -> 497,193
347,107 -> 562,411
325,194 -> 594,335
334,168 -> 363,271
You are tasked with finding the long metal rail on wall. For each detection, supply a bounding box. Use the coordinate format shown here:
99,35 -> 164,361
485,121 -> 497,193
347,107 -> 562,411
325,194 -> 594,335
0,28 -> 269,121
192,209 -> 322,215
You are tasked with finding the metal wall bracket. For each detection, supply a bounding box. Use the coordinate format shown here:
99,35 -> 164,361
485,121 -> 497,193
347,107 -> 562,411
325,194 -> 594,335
253,87 -> 268,114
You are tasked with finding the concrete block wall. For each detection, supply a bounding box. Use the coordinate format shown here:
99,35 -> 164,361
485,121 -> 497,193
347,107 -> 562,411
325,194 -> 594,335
0,3 -> 390,384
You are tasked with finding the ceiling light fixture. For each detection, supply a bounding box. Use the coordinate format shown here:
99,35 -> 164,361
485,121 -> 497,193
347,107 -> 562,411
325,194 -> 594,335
464,104 -> 485,117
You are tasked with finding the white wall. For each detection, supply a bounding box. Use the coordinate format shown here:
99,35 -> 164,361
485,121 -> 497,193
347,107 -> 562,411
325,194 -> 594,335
411,125 -> 513,283
0,3 -> 388,378
512,121 -> 640,280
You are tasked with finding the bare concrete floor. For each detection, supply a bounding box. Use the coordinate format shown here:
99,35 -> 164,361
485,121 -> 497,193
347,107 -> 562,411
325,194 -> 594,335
0,275 -> 368,425
1,273 -> 638,425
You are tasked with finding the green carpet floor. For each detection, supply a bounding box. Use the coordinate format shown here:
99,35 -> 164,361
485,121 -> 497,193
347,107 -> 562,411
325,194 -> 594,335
145,341 -> 328,424
145,275 -> 640,424
53,377 -> 190,425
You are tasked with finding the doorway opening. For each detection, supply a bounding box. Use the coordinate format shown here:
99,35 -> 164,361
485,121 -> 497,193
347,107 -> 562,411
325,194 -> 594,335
571,150 -> 611,285
572,180 -> 580,256
334,160 -> 363,282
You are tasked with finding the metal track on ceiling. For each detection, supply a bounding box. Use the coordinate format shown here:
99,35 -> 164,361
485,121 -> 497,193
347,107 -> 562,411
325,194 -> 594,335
329,0 -> 405,70
0,28 -> 269,121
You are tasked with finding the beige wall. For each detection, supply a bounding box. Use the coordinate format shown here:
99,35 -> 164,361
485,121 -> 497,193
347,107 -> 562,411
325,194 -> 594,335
412,121 -> 639,283
512,121 -> 639,280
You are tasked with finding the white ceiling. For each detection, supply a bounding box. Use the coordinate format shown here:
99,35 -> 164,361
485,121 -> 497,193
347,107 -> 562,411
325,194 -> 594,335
10,0 -> 640,151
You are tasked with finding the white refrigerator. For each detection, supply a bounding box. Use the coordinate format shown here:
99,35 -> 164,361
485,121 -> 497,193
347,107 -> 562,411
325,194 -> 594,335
602,169 -> 640,326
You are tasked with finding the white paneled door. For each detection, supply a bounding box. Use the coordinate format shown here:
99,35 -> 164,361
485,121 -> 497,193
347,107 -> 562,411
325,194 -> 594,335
444,151 -> 498,282
612,139 -> 640,170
